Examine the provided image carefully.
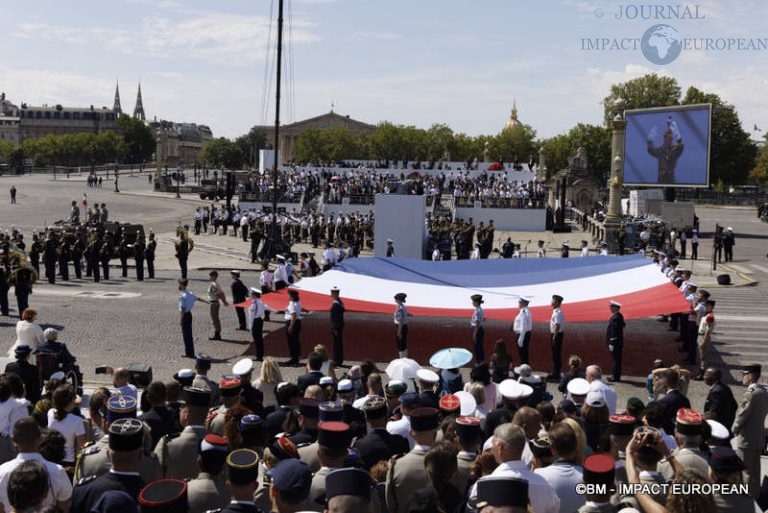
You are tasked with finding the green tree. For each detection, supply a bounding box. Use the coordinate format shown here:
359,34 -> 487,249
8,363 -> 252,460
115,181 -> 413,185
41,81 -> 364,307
537,133 -> 573,181
603,73 -> 681,124
293,128 -> 326,164
749,144 -> 768,188
567,123 -> 612,183
0,141 -> 13,163
489,124 -> 537,164
370,122 -> 407,161
322,127 -> 356,163
424,123 -> 455,161
202,138 -> 244,169
682,86 -> 757,186
235,126 -> 268,168
118,114 -> 155,164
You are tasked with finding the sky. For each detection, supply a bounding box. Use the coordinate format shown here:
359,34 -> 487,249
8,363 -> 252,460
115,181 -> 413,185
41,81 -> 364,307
2,0 -> 767,142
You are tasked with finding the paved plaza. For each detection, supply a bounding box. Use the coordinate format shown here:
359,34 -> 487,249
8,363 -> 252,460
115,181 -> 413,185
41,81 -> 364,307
1,172 -> 767,419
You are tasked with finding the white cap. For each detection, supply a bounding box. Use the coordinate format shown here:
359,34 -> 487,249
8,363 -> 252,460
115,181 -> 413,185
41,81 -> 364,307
337,379 -> 353,392
319,376 -> 334,386
610,300 -> 622,308
706,419 -> 729,440
232,358 -> 254,375
519,384 -> 533,399
498,379 -> 525,400
177,368 -> 194,379
231,270 -> 241,275
416,368 -> 439,384
586,389 -> 606,408
567,377 -> 590,396
276,255 -> 286,261
250,287 -> 260,295
727,227 -> 733,231
482,435 -> 494,452
454,391 -> 477,416
50,371 -> 66,381
514,364 -> 532,377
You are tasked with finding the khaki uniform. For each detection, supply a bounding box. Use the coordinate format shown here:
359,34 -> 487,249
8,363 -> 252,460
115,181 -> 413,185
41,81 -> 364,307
73,437 -> 161,483
298,441 -> 321,473
206,405 -> 228,436
658,447 -> 711,483
452,451 -> 475,493
732,383 -> 768,498
304,466 -> 331,512
154,425 -> 206,479
386,447 -> 428,513
186,472 -> 230,513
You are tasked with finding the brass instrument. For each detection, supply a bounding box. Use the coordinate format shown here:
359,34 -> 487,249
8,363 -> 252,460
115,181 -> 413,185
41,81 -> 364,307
176,224 -> 194,253
7,246 -> 38,286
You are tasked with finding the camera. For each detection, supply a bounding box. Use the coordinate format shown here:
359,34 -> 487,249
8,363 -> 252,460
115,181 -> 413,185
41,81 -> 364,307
95,366 -> 108,375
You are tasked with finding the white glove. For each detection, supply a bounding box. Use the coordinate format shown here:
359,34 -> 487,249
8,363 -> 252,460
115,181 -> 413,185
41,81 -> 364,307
517,333 -> 524,348
608,344 -> 614,352
670,120 -> 681,141
648,126 -> 658,142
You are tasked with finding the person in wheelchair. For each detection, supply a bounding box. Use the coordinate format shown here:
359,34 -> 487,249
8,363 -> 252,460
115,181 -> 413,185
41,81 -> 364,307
35,328 -> 79,384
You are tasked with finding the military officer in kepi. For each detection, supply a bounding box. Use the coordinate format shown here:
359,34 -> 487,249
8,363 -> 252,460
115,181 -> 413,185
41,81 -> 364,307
154,386 -> 211,480
73,394 -> 161,484
732,363 -> 768,498
70,418 -> 147,512
186,433 -> 231,513
138,478 -> 190,513
206,376 -> 242,436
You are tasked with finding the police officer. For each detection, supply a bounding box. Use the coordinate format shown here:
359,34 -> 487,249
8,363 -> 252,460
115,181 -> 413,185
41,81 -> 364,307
732,363 -> 768,498
606,300 -> 625,383
550,294 -> 565,381
231,270 -> 249,331
71,418 -> 147,512
186,433 -> 231,513
74,395 -> 161,484
154,386 -> 211,480
145,231 -> 157,279
134,234 -> 146,281
330,286 -> 345,366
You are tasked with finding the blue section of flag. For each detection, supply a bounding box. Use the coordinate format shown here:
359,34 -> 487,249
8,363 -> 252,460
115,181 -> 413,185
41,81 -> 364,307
335,254 -> 649,288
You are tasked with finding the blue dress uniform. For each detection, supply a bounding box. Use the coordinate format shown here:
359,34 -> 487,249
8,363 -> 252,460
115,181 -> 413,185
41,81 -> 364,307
330,287 -> 345,366
178,279 -> 198,358
71,418 -> 146,513
470,294 -> 485,363
606,301 -> 625,382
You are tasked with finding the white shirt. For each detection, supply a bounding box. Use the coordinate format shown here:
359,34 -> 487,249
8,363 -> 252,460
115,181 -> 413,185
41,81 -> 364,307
259,270 -> 273,290
0,453 -> 73,512
274,264 -> 289,284
394,303 -> 408,325
47,409 -> 86,462
431,248 -> 441,261
9,320 -> 46,356
550,308 -> 565,334
285,300 -> 302,321
471,460 -> 560,513
471,306 -> 484,328
0,398 -> 28,437
513,307 -> 532,346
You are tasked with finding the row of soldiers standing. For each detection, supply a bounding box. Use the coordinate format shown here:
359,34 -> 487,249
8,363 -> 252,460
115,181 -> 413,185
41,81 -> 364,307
426,217 -> 496,260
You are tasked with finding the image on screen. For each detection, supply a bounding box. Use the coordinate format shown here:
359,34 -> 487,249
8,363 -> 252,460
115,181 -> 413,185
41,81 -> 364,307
623,104 -> 712,188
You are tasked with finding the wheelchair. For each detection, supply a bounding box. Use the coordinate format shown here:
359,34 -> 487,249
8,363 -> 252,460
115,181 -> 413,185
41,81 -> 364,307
36,351 -> 84,397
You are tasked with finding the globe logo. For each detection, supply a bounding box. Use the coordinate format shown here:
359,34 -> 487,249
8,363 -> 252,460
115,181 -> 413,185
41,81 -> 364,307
641,24 -> 682,65
594,8 -> 604,18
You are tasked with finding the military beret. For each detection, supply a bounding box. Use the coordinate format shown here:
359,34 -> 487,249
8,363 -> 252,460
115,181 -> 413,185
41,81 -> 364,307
708,446 -> 745,474
299,399 -> 320,419
609,414 -> 636,437
385,380 -> 407,397
106,395 -> 137,423
227,449 -> 260,485
363,396 -> 388,420
319,401 -> 344,422
476,477 -> 528,509
582,453 -> 615,486
183,387 -> 212,408
138,479 -> 188,513
269,436 -> 299,461
317,421 -> 352,450
409,407 -> 439,432
325,468 -> 372,501
675,408 -> 703,435
108,418 -> 144,452
267,459 -> 312,497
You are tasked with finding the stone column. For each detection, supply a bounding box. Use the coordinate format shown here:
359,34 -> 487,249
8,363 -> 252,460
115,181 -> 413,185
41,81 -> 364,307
604,98 -> 626,250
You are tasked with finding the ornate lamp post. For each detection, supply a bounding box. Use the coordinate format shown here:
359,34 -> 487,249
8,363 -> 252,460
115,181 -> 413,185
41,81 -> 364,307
604,98 -> 626,251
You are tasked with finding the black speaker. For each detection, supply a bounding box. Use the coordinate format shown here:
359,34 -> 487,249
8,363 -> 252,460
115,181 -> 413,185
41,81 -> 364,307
716,274 -> 731,285
126,363 -> 153,388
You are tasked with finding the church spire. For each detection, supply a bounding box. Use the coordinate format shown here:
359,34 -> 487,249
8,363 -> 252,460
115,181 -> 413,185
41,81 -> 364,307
113,81 -> 122,116
133,82 -> 145,121
504,98 -> 521,130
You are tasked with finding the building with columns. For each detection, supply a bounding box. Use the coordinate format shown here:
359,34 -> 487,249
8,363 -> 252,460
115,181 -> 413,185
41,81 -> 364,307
255,110 -> 375,163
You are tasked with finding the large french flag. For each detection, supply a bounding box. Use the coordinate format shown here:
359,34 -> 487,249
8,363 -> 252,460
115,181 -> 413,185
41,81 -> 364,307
262,255 -> 690,322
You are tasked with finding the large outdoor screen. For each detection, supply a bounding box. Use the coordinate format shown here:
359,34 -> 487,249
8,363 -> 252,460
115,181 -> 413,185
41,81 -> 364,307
623,104 -> 712,188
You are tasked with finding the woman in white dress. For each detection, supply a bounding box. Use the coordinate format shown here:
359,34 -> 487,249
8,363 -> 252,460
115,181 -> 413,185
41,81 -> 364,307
8,308 -> 45,357
47,384 -> 86,471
